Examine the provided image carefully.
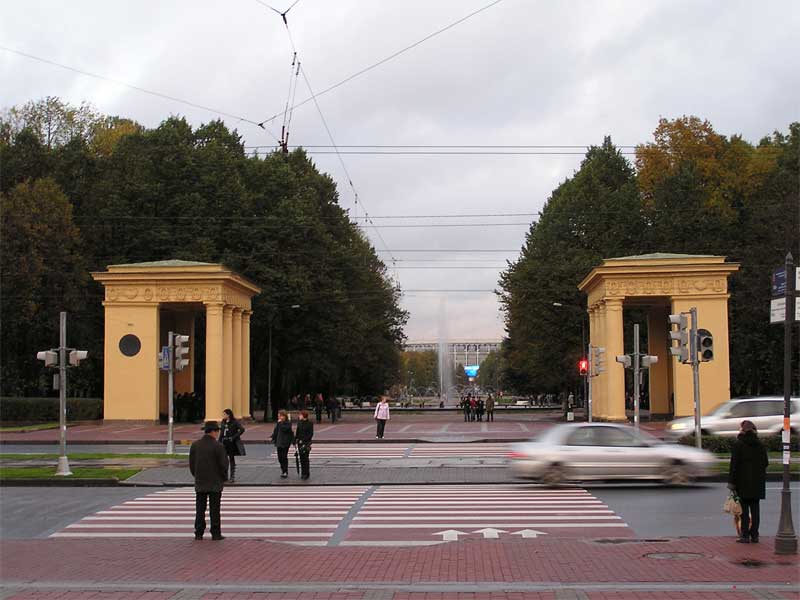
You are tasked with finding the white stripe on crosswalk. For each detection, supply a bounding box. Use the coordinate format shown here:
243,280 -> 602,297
350,523 -> 628,528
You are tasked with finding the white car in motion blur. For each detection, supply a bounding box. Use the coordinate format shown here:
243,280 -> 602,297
666,396 -> 799,440
509,423 -> 716,486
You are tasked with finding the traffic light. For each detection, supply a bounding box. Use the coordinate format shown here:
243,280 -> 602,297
174,334 -> 190,371
641,355 -> 659,368
668,313 -> 690,363
697,329 -> 714,362
593,346 -> 606,374
36,350 -> 58,367
615,355 -> 632,368
68,350 -> 88,366
578,358 -> 589,376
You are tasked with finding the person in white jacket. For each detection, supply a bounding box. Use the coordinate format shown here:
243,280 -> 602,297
374,396 -> 390,439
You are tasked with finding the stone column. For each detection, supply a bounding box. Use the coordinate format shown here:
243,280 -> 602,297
223,305 -> 233,414
594,301 -> 607,418
242,311 -> 252,419
603,298 -> 626,421
231,308 -> 243,418
205,302 -> 225,420
647,306 -> 671,417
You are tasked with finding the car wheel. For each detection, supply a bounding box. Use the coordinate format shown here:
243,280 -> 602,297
663,462 -> 693,487
541,464 -> 564,487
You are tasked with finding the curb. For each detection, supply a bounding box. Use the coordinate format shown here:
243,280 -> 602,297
4,472 -> 797,487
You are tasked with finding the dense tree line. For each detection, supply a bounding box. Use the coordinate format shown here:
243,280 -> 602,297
0,97 -> 408,410
499,117 -> 800,398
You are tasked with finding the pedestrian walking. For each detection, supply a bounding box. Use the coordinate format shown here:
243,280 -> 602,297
374,396 -> 390,439
486,393 -> 495,422
329,396 -> 339,423
270,410 -> 295,478
220,408 -> 246,483
728,419 -> 769,543
314,393 -> 324,423
469,396 -> 477,422
189,421 -> 228,540
461,396 -> 469,422
477,397 -> 485,421
295,409 -> 314,480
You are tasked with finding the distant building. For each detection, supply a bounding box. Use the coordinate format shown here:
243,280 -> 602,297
404,340 -> 501,367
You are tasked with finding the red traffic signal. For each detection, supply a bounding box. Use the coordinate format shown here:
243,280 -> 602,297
578,358 -> 589,376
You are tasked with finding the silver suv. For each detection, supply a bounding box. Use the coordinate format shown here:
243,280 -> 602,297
666,396 -> 799,440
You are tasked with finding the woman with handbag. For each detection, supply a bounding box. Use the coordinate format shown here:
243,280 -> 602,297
728,419 -> 769,543
220,408 -> 246,483
270,410 -> 294,478
295,409 -> 314,480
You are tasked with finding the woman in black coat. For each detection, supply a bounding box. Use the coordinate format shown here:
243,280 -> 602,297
220,408 -> 246,483
295,409 -> 314,480
728,419 -> 769,543
270,410 -> 294,478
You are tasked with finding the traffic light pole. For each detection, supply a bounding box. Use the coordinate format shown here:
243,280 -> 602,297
775,252 -> 797,555
56,312 -> 72,476
690,307 -> 702,450
587,343 -> 593,423
166,331 -> 175,455
632,324 -> 640,430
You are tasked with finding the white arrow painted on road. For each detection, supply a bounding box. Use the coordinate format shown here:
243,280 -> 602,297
511,529 -> 548,539
433,529 -> 469,542
473,528 -> 507,539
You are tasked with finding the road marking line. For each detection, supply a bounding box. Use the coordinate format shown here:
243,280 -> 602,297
66,523 -> 338,529
353,516 -> 621,521
50,532 -> 331,538
350,523 -> 629,528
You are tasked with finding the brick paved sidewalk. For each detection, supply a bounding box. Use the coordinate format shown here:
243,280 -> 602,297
0,412 -> 667,445
1,537 -> 797,593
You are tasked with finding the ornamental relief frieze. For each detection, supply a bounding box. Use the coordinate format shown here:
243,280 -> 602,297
107,285 -> 223,304
605,278 -> 726,297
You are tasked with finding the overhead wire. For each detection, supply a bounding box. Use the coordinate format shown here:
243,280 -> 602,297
256,0 -> 504,126
0,44 -> 282,145
256,1 -> 399,273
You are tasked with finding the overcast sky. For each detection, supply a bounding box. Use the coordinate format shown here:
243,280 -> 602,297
3,0 -> 799,342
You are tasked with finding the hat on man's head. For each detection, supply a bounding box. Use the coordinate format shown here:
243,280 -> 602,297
203,420 -> 220,433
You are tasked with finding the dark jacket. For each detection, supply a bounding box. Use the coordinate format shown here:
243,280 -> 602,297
189,434 -> 228,493
728,430 -> 769,500
221,417 -> 246,456
296,419 -> 314,445
271,420 -> 294,448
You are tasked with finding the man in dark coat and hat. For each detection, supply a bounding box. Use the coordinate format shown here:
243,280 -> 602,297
189,420 -> 228,540
728,419 -> 769,543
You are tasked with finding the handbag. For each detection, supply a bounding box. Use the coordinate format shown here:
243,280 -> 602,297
723,493 -> 742,516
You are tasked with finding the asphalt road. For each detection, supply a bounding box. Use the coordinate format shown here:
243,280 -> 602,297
2,482 -> 798,541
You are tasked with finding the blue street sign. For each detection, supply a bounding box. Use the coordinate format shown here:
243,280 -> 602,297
159,346 -> 171,371
772,268 -> 787,297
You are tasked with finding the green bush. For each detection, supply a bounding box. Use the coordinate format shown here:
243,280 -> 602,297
0,397 -> 102,423
678,432 -> 799,453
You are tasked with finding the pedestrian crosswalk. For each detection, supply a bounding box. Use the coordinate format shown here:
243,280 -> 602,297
51,484 -> 629,546
341,485 -> 630,546
305,443 -> 510,459
51,487 -> 368,545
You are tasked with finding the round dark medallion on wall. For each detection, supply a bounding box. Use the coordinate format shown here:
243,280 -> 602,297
119,334 -> 141,357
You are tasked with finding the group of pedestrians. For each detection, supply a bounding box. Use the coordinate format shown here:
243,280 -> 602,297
289,393 -> 341,424
459,393 -> 495,422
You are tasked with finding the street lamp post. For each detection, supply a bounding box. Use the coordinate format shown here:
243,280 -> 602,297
265,304 -> 300,422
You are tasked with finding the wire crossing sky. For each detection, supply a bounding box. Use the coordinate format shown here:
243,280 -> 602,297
2,0 -> 798,340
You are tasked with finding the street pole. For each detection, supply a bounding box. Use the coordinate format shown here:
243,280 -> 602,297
56,311 -> 72,476
775,252 -> 797,555
633,324 -> 640,430
267,320 -> 273,422
587,343 -> 593,423
690,307 -> 702,450
166,331 -> 175,455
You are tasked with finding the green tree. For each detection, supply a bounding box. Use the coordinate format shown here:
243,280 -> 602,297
0,178 -> 88,395
499,137 -> 644,393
